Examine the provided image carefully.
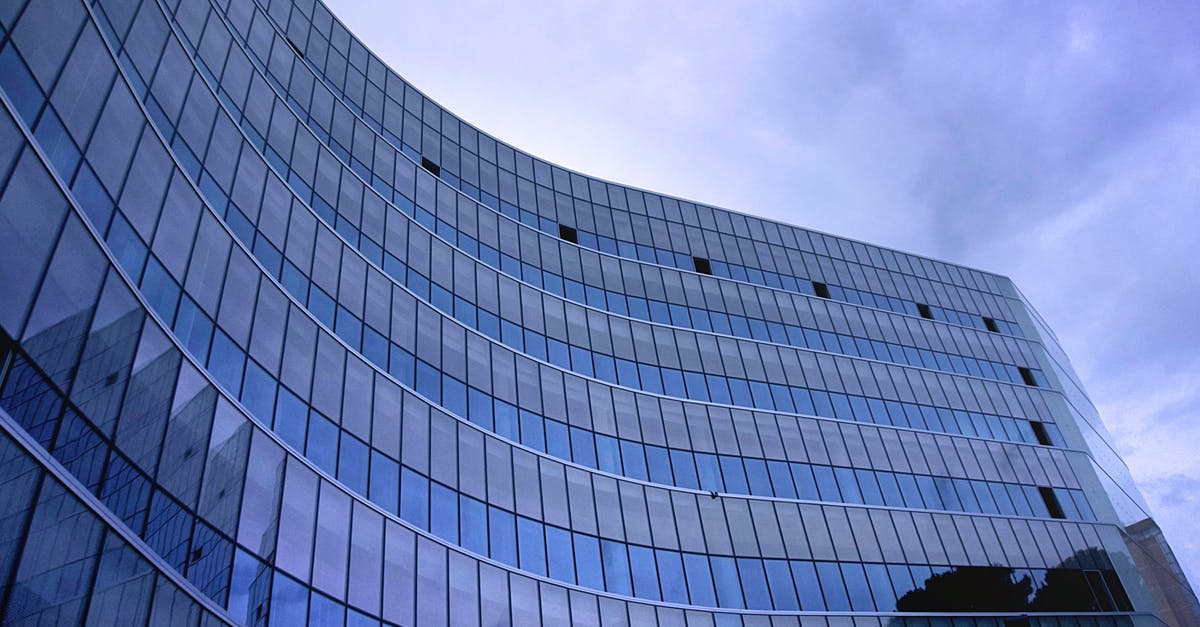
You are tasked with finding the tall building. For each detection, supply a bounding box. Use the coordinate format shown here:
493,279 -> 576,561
0,0 -> 1194,624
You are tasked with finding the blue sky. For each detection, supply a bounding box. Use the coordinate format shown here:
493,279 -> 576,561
326,1 -> 1200,593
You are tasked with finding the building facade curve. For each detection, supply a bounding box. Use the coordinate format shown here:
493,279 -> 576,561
0,0 -> 1196,625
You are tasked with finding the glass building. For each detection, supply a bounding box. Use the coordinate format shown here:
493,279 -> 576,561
0,0 -> 1196,624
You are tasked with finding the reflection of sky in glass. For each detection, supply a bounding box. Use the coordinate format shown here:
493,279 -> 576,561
325,0 -> 1200,593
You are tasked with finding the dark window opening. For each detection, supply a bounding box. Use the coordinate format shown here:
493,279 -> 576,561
558,224 -> 578,244
812,281 -> 831,299
1030,421 -> 1053,446
1019,367 -> 1038,387
983,316 -> 1000,333
1039,487 -> 1066,519
693,256 -> 712,275
917,303 -> 934,319
420,157 -> 440,176
1085,570 -> 1117,612
285,36 -> 304,59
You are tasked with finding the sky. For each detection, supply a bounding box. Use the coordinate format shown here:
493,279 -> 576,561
325,0 -> 1200,595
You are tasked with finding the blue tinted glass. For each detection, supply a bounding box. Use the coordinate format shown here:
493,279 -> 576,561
369,452 -> 398,514
842,563 -> 875,611
897,474 -> 924,508
441,375 -> 466,417
813,466 -> 840,501
494,400 -> 518,441
488,507 -> 517,566
888,564 -> 916,601
616,358 -> 639,387
240,360 -> 277,421
727,378 -> 751,406
695,453 -> 722,491
338,434 -> 369,496
273,388 -> 308,451
706,375 -> 731,404
865,563 -> 896,611
738,558 -> 771,610
834,467 -> 862,504
854,471 -> 882,506
545,526 -> 575,584
545,420 -> 570,460
519,410 -> 545,452
429,482 -> 458,542
638,364 -> 663,394
601,539 -> 632,596
628,545 -> 660,601
399,468 -> 428,529
711,556 -> 744,609
569,426 -> 597,468
744,459 -> 772,496
596,434 -> 621,474
574,533 -> 603,590
719,456 -> 748,494
467,388 -> 492,429
793,464 -> 820,500
816,561 -> 850,611
415,359 -> 440,403
916,475 -> 942,508
517,516 -> 546,576
662,369 -> 686,397
656,550 -> 688,604
792,561 -> 824,610
670,449 -> 699,489
768,461 -> 796,498
619,439 -> 648,480
646,445 -> 673,484
764,559 -> 799,610
955,479 -> 980,513
271,571 -> 309,626
876,472 -> 904,507
305,413 -> 338,475
684,372 -> 709,402
792,389 -> 816,415
683,553 -> 716,606
593,354 -> 616,384
207,331 -> 244,396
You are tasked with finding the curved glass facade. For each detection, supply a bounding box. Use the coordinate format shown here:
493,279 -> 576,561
0,0 -> 1194,624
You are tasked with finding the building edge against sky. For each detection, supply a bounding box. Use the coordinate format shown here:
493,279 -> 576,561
0,0 -> 1197,625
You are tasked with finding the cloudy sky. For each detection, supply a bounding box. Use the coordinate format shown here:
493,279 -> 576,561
326,0 -> 1200,594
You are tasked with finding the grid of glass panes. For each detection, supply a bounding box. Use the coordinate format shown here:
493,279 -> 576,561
0,0 -> 1150,623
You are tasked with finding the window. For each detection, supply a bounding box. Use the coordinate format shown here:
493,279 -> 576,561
916,303 -> 933,319
557,224 -> 578,243
1039,486 -> 1066,519
1030,420 -> 1053,446
812,281 -> 831,299
420,157 -> 440,176
285,36 -> 304,59
1018,367 -> 1038,387
983,316 -> 1000,333
692,256 -> 712,275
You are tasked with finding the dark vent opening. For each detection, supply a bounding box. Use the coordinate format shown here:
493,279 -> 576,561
420,157 -> 440,177
1019,367 -> 1038,387
1039,487 -> 1066,519
558,224 -> 578,244
812,281 -> 831,299
285,36 -> 304,59
1030,421 -> 1053,446
693,256 -> 712,275
983,316 -> 1000,333
917,303 -> 934,319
